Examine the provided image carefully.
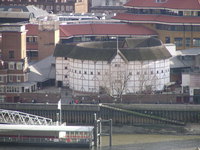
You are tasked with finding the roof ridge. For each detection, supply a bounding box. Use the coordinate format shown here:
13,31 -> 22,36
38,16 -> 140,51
59,25 -> 69,37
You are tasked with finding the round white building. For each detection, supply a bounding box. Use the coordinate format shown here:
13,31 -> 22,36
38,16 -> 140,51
54,37 -> 171,96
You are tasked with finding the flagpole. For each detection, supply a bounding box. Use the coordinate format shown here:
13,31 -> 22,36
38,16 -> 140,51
59,88 -> 62,125
60,101 -> 62,125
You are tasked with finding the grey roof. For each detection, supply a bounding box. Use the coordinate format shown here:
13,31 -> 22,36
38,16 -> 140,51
28,55 -> 55,82
54,37 -> 171,61
0,5 -> 48,23
170,56 -> 194,69
176,47 -> 200,56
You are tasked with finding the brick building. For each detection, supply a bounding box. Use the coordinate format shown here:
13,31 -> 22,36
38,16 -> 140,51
0,0 -> 75,13
0,24 -> 37,102
113,0 -> 200,50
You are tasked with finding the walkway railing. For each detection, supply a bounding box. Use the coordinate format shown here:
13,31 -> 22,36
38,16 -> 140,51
0,109 -> 52,125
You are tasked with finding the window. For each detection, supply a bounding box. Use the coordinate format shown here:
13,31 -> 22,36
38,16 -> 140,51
17,76 -> 21,82
79,71 -> 81,74
165,37 -> 170,43
0,76 -> 3,83
9,62 -> 15,70
26,36 -> 37,43
193,38 -> 200,47
16,63 -> 22,70
174,38 -> 183,47
65,66 -> 68,69
105,0 -> 109,5
185,38 -> 191,47
84,71 -> 87,74
156,0 -> 167,3
91,72 -> 93,75
115,64 -> 120,67
9,76 -> 13,82
9,51 -> 14,59
65,75 -> 68,78
98,72 -> 100,75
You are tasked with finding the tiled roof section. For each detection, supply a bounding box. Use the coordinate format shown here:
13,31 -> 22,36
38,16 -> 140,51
121,37 -> 171,61
68,46 -> 116,61
54,42 -> 117,61
26,23 -> 157,37
60,24 -> 157,37
54,38 -> 171,61
125,0 -> 200,10
26,24 -> 38,36
113,13 -> 200,24
121,45 -> 171,61
53,44 -> 75,57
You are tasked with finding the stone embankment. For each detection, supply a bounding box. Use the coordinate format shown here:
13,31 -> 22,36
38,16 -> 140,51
103,124 -> 200,135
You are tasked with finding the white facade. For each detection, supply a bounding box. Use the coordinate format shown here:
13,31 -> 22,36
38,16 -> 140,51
56,53 -> 170,95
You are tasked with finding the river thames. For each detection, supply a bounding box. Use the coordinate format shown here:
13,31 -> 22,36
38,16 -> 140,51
0,134 -> 199,150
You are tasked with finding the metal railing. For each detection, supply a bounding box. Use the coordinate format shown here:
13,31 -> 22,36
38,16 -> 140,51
0,109 -> 52,125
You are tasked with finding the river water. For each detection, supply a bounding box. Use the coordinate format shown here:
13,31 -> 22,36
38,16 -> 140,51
0,134 -> 199,150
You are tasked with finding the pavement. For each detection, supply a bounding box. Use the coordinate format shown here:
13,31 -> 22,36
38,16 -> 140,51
36,87 -> 74,104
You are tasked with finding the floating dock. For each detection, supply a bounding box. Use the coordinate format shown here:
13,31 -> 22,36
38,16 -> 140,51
0,124 -> 94,148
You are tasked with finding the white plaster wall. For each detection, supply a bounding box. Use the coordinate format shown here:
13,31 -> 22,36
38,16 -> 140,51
55,56 -> 170,94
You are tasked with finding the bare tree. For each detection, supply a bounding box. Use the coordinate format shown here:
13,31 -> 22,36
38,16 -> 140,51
111,72 -> 130,102
138,65 -> 158,94
99,70 -> 130,102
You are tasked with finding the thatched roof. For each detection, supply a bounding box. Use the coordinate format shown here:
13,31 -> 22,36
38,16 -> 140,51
53,37 -> 171,61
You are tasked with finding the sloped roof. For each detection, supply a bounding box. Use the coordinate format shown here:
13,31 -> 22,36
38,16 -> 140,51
121,45 -> 170,61
68,46 -> 116,61
29,55 -> 55,82
0,5 -> 48,23
25,23 -> 157,38
113,13 -> 200,25
125,0 -> 200,10
53,44 -> 75,57
59,23 -> 157,37
54,37 -> 171,61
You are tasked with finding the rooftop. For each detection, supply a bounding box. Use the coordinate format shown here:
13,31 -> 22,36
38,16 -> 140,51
28,55 -> 55,82
54,37 -> 171,61
113,13 -> 200,25
0,5 -> 48,23
125,0 -> 200,10
25,23 -> 157,38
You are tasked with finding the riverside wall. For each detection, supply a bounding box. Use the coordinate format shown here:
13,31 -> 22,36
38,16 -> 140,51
0,103 -> 199,126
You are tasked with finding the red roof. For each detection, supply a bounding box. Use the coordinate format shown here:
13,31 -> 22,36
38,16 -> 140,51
113,13 -> 200,25
60,24 -> 157,37
125,0 -> 200,10
124,0 -> 200,10
26,23 -> 157,37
